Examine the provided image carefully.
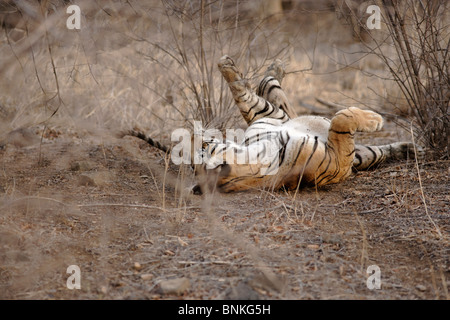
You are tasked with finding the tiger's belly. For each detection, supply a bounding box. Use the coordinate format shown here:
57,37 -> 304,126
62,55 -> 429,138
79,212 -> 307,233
271,116 -> 348,189
217,115 -> 341,191
283,116 -> 331,141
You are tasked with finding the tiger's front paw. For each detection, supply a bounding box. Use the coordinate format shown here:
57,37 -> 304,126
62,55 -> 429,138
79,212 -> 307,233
218,55 -> 242,83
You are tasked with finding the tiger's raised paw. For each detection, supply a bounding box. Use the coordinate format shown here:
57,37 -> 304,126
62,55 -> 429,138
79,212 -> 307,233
265,59 -> 286,84
218,55 -> 243,83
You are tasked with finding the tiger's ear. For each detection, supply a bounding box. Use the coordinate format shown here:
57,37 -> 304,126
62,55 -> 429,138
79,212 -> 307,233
192,184 -> 203,195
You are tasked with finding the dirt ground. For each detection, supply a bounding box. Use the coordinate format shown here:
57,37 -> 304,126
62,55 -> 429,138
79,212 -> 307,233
0,0 -> 448,300
0,120 -> 448,300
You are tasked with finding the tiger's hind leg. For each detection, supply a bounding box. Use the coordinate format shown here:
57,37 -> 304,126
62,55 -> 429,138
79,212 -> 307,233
256,59 -> 298,119
320,107 -> 384,185
353,142 -> 424,170
218,55 -> 290,125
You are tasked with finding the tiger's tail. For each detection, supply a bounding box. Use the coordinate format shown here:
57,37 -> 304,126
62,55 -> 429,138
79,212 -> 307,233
122,129 -> 171,154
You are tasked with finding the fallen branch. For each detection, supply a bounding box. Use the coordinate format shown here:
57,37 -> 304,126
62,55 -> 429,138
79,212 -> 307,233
315,97 -> 347,111
177,260 -> 255,267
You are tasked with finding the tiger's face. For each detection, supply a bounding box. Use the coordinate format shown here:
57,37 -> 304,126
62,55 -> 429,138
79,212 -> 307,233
193,134 -> 284,193
192,163 -> 231,194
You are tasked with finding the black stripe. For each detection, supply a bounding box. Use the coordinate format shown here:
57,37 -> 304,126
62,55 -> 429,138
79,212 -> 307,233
241,99 -> 259,118
324,157 -> 340,185
254,101 -> 272,117
315,143 -> 334,183
346,149 -> 356,157
237,92 -> 246,100
280,103 -> 290,118
218,176 -> 245,189
315,153 -> 332,184
278,137 -> 307,188
272,133 -> 286,167
267,84 -> 281,96
316,146 -> 340,185
336,112 -> 352,118
129,130 -> 169,153
209,144 -> 217,155
257,78 -> 267,96
292,137 -> 307,164
216,145 -> 227,155
365,146 -> 378,169
241,96 -> 262,117
292,137 -> 319,188
246,99 -> 260,115
316,145 -> 329,173
244,131 -> 279,146
244,134 -> 256,146
250,122 -> 278,127
330,128 -> 354,136
354,153 -> 362,167
218,174 -> 266,190
278,132 -> 290,166
303,136 -> 319,169
245,131 -> 278,141
259,77 -> 273,96
278,144 -> 287,167
257,146 -> 266,159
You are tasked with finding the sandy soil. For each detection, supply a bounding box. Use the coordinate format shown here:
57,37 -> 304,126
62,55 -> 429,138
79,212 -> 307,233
0,121 -> 448,300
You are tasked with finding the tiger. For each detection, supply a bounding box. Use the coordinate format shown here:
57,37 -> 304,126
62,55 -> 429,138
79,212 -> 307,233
125,55 -> 421,194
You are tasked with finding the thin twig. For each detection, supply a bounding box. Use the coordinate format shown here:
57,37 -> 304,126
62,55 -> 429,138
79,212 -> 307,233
410,123 -> 442,238
177,260 -> 254,267
77,203 -> 166,210
315,97 -> 346,111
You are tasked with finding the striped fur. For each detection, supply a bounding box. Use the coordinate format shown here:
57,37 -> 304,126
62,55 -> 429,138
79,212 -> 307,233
194,56 -> 420,192
126,56 -> 421,193
125,129 -> 170,153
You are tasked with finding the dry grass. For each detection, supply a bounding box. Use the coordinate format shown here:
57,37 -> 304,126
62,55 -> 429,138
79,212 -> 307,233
0,0 -> 448,300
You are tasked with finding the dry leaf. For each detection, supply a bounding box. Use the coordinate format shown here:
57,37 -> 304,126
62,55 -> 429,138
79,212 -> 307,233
164,250 -> 175,256
178,237 -> 188,247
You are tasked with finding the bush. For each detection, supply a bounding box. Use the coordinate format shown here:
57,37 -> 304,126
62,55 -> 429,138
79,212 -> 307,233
365,0 -> 449,159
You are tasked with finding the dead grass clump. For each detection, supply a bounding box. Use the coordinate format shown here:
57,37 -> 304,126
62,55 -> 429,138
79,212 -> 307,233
356,0 -> 449,159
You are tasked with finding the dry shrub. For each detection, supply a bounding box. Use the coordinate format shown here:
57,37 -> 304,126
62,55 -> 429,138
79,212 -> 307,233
358,0 -> 449,159
0,0 -> 295,140
135,0 -> 294,132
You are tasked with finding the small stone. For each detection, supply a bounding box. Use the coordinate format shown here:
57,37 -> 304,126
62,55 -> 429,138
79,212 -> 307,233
416,284 -> 427,292
91,171 -> 113,186
322,234 -> 343,245
78,175 -> 96,186
141,273 -> 153,281
159,277 -> 190,295
133,262 -> 142,271
224,282 -> 260,300
70,161 -> 93,171
5,128 -> 39,148
177,237 -> 188,247
164,250 -> 175,256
